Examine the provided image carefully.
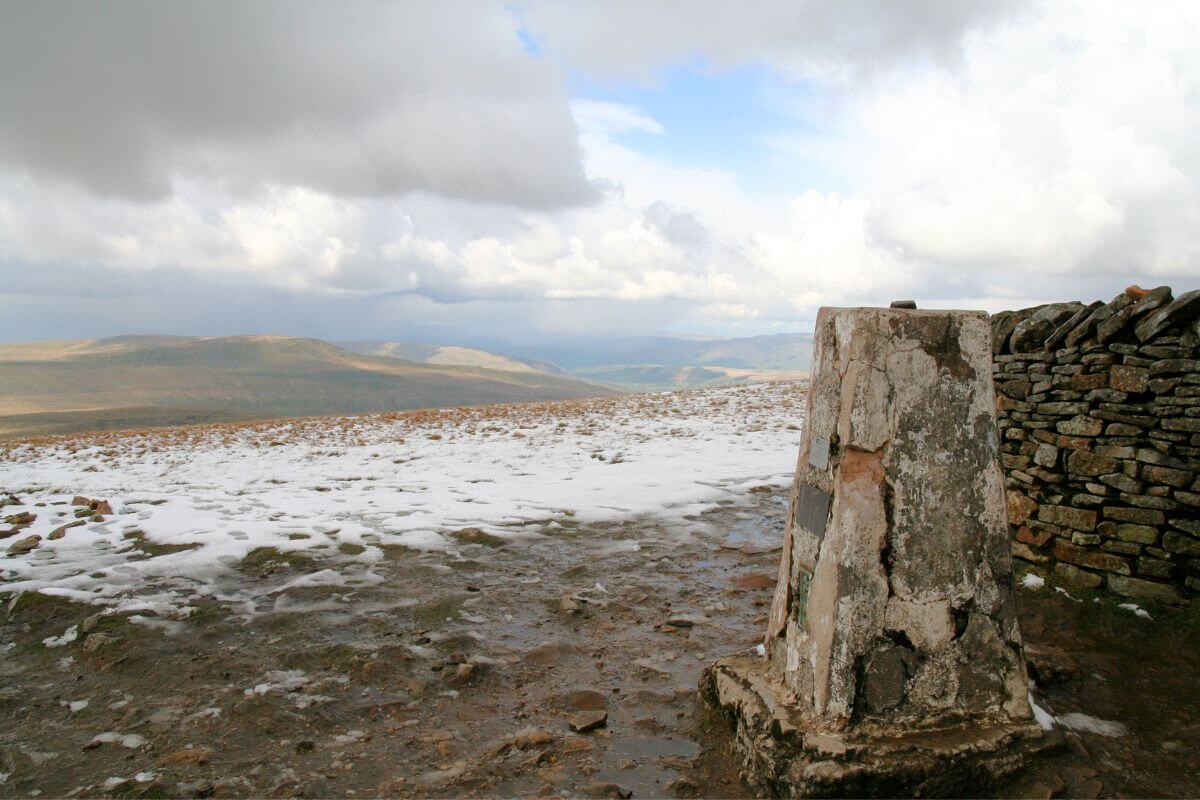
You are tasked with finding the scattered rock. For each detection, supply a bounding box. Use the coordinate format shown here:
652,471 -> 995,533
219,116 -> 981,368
1025,772 -> 1067,799
666,776 -> 701,797
157,746 -> 214,767
523,640 -> 580,665
1024,644 -> 1077,685
444,662 -> 476,687
732,573 -> 776,590
513,728 -> 553,749
49,520 -> 87,540
561,736 -> 593,754
3,511 -> 36,527
6,534 -> 41,555
84,633 -> 120,652
448,527 -> 506,547
580,782 -> 632,799
567,709 -> 608,733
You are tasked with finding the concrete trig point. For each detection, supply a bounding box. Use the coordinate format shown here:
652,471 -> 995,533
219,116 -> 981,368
704,306 -> 1048,797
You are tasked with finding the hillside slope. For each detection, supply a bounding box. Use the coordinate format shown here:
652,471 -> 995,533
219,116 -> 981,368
574,364 -> 809,391
0,335 -> 614,438
337,340 -> 568,376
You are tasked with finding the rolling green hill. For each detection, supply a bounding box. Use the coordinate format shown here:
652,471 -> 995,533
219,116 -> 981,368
0,335 -> 615,438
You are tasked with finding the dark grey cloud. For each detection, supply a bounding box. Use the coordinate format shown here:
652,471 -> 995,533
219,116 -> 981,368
519,0 -> 1030,79
0,257 -> 698,344
0,1 -> 594,207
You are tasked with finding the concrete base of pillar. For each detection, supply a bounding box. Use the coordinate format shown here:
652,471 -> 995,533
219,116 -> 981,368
702,655 -> 1059,798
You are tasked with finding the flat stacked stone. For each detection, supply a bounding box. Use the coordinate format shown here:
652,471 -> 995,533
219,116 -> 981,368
992,286 -> 1200,602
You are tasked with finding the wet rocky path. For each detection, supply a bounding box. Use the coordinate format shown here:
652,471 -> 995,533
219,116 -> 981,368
1,494 -> 786,798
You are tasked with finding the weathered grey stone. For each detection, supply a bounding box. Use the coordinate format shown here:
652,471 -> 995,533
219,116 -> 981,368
1046,301 -> 1104,351
1038,401 -> 1089,415
1163,532 -> 1200,556
1053,539 -> 1130,574
1096,286 -> 1172,344
1149,358 -> 1200,376
1065,294 -> 1131,348
1174,489 -> 1200,507
1033,443 -> 1058,468
1053,562 -> 1102,589
1119,492 -> 1178,511
705,306 -> 1044,798
1108,367 -> 1147,393
1169,518 -> 1200,535
1104,506 -> 1165,526
1107,574 -> 1184,604
1012,303 -> 1083,353
1085,388 -> 1129,403
1138,558 -> 1175,579
993,309 -> 1044,356
1107,523 -> 1159,545
1141,345 -> 1191,359
1102,540 -> 1142,555
1037,504 -> 1096,532
1066,450 -> 1119,477
1143,465 -> 1193,488
1134,289 -> 1200,342
1056,415 -> 1103,436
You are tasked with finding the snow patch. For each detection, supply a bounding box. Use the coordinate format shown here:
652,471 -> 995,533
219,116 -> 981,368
1118,602 -> 1152,620
92,732 -> 147,749
1020,573 -> 1045,589
0,383 -> 806,615
1056,712 -> 1129,738
1028,692 -> 1056,731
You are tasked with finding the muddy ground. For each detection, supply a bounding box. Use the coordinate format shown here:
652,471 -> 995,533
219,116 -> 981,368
2,490 -> 1198,799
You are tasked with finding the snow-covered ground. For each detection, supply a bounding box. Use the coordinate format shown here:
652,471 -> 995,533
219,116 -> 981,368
1,382 -> 806,615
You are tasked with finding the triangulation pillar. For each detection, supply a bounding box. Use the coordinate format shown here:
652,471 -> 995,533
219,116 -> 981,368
703,307 -> 1049,797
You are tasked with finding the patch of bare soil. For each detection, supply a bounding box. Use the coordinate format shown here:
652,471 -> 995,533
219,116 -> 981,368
997,585 -> 1200,799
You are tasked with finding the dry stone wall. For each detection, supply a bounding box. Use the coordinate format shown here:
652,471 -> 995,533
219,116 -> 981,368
991,286 -> 1200,604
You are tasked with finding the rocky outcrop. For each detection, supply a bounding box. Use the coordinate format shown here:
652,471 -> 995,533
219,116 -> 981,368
992,286 -> 1200,602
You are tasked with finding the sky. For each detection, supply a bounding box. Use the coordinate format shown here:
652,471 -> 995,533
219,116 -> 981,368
1,0 -> 1198,344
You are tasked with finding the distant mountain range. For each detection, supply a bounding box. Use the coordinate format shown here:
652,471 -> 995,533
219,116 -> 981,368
0,331 -> 812,438
0,335 -> 613,439
337,334 -> 813,391
498,332 -> 813,391
497,332 -> 814,372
